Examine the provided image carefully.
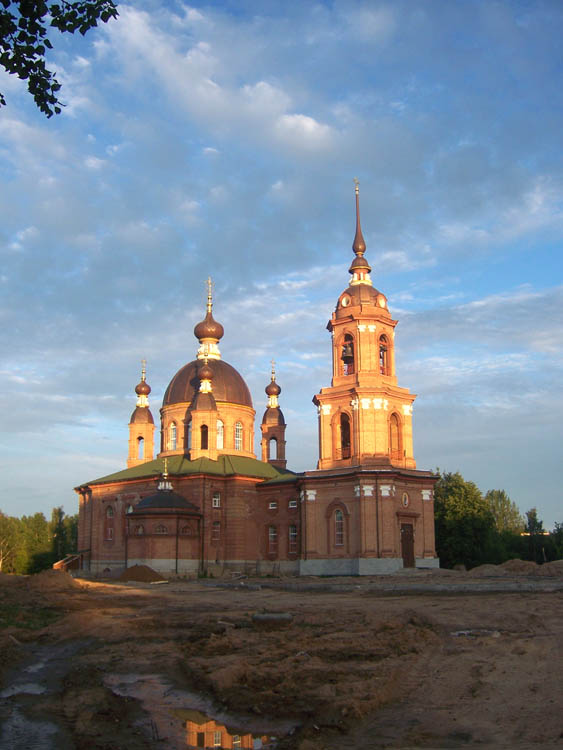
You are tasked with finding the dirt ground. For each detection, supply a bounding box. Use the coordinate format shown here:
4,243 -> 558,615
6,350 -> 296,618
1,566 -> 562,749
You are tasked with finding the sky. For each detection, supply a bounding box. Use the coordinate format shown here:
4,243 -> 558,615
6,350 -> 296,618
0,0 -> 562,528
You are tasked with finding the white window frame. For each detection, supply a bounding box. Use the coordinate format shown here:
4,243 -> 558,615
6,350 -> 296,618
212,492 -> 221,508
269,501 -> 277,510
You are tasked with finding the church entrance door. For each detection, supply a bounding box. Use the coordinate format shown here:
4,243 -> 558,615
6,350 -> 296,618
401,523 -> 415,568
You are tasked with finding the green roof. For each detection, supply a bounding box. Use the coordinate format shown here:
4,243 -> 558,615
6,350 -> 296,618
82,454 -> 298,487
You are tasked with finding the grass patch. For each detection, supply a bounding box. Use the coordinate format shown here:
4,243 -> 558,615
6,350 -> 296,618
0,603 -> 61,630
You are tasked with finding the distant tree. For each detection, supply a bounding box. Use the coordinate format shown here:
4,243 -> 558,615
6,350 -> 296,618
525,507 -> 545,564
20,512 -> 52,573
0,1 -> 118,116
434,471 -> 497,569
550,522 -> 563,560
50,506 -> 67,562
0,511 -> 18,572
485,489 -> 524,533
64,513 -> 78,555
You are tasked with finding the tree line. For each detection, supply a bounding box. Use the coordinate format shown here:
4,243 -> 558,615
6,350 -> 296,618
434,471 -> 563,569
0,507 -> 77,574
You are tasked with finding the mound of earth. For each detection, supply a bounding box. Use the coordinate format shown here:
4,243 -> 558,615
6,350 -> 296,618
27,569 -> 82,591
117,564 -> 167,583
500,559 -> 539,574
467,564 -> 508,577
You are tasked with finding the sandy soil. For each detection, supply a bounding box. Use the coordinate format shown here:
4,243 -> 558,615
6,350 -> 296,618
1,567 -> 562,749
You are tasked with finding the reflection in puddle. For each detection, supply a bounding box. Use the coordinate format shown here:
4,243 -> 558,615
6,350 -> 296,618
106,674 -> 295,749
0,707 -> 57,750
177,708 -> 276,748
0,681 -> 47,698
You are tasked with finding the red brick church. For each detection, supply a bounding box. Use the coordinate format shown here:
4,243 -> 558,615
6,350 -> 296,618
76,187 -> 438,575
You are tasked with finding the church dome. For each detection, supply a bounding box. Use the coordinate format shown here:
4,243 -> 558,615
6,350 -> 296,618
163,359 -> 253,408
130,405 -> 154,424
194,311 -> 224,342
262,406 -> 285,426
134,490 -> 199,512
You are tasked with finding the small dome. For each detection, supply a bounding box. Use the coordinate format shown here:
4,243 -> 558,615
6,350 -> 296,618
194,311 -> 224,342
130,406 -> 154,425
262,406 -> 286,426
336,284 -> 388,312
348,254 -> 372,274
266,380 -> 281,397
135,380 -> 151,397
163,359 -> 253,408
198,360 -> 214,382
135,490 -> 199,511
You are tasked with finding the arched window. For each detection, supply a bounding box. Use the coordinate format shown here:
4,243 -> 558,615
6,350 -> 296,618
288,524 -> 298,554
379,335 -> 389,375
135,525 -> 144,535
216,420 -> 224,450
334,510 -> 344,546
200,424 -> 208,450
212,521 -> 221,543
340,413 -> 351,459
181,525 -> 192,535
389,413 -> 402,460
234,421 -> 243,451
268,436 -> 277,460
268,525 -> 278,555
169,422 -> 177,450
155,524 -> 167,534
186,420 -> 192,450
341,333 -> 355,375
137,436 -> 144,459
106,506 -> 114,518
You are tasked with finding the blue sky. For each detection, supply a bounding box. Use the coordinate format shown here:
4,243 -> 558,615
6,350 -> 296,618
1,0 -> 561,528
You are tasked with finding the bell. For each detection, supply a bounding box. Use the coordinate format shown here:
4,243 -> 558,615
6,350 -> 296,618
342,343 -> 353,362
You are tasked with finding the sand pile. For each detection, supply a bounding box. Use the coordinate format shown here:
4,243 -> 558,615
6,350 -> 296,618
468,564 -> 508,577
27,569 -> 82,591
500,559 -> 539,574
118,565 -> 166,583
536,560 -> 563,576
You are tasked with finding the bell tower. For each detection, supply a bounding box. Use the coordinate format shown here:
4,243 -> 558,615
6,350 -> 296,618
313,182 -> 416,470
260,361 -> 287,469
127,361 -> 155,468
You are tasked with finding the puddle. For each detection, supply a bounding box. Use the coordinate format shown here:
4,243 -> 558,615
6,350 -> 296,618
1,681 -> 47,698
0,640 -> 90,750
106,673 -> 298,749
0,707 -> 58,750
451,629 -> 501,638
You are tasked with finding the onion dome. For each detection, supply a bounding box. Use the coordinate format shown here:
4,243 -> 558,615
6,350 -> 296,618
348,179 -> 373,284
266,380 -> 281,397
135,380 -> 151,396
198,359 -> 214,383
130,360 -> 154,423
194,277 -> 224,358
266,360 -> 281,402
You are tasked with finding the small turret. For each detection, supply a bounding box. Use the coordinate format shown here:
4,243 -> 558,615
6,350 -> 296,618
260,361 -> 287,469
127,360 -> 155,468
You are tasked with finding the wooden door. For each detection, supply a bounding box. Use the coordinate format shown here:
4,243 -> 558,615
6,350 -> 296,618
401,523 -> 415,568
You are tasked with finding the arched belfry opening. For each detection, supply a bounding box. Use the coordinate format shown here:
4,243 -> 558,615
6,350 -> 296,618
340,412 -> 351,459
379,335 -> 389,376
200,424 -> 208,450
341,333 -> 355,375
389,412 -> 402,461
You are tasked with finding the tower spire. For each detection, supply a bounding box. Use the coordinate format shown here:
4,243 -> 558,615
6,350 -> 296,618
194,276 -> 224,360
349,179 -> 372,285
